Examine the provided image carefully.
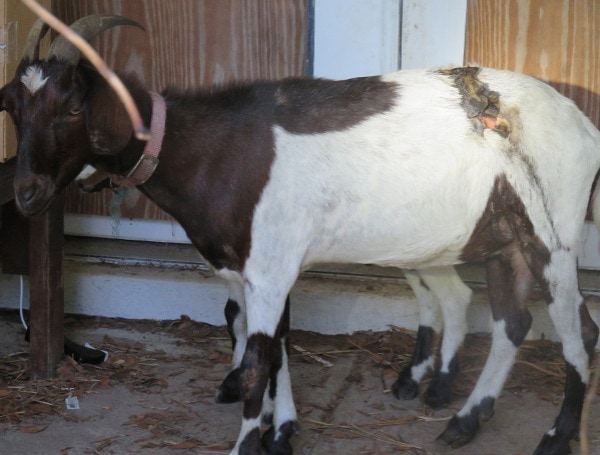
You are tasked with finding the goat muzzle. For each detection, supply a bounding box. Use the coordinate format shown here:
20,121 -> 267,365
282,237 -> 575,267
14,175 -> 57,217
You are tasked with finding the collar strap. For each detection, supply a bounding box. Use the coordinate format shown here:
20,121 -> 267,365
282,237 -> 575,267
110,91 -> 167,188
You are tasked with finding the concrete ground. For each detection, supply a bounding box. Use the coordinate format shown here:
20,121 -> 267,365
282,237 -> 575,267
0,312 -> 598,455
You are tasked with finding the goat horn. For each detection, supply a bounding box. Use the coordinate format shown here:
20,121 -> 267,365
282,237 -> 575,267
23,18 -> 50,61
48,15 -> 143,64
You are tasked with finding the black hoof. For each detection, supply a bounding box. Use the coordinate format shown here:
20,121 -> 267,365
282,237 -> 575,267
262,412 -> 273,426
478,396 -> 495,422
423,375 -> 453,409
532,430 -> 573,455
261,420 -> 299,455
216,368 -> 242,404
391,368 -> 420,400
437,414 -> 479,449
240,428 -> 268,455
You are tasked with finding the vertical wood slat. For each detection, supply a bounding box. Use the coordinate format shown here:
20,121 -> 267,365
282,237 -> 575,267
465,0 -> 600,129
29,196 -> 64,379
53,0 -> 309,221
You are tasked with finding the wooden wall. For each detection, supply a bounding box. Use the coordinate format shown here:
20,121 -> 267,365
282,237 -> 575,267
465,0 -> 600,129
53,0 -> 309,220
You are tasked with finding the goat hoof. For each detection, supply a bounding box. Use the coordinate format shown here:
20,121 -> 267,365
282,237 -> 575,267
478,397 -> 495,422
239,428 -> 268,455
261,420 -> 299,455
391,368 -> 419,400
532,430 -> 573,455
215,368 -> 242,403
423,375 -> 453,409
262,412 -> 273,426
437,415 -> 478,449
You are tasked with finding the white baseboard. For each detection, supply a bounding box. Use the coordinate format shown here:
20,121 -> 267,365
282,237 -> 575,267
64,214 -> 191,244
2,255 -> 599,345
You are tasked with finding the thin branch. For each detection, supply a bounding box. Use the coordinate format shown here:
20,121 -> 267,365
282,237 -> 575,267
20,0 -> 150,141
580,354 -> 600,455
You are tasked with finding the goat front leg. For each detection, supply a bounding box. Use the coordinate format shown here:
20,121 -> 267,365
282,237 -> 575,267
218,293 -> 292,415
261,299 -> 299,454
230,281 -> 297,455
231,333 -> 274,455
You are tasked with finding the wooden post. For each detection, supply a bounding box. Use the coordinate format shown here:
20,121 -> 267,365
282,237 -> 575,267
28,195 -> 64,379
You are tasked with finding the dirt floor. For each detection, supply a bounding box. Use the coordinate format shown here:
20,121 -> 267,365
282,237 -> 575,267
0,311 -> 598,455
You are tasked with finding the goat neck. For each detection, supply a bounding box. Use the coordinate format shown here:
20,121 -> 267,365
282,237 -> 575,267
107,91 -> 166,187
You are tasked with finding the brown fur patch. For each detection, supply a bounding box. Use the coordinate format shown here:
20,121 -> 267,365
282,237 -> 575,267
460,174 -> 549,265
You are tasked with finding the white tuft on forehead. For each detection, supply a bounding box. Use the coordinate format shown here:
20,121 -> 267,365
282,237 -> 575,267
21,65 -> 49,94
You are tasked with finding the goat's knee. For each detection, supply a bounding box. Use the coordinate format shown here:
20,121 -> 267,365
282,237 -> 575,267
504,308 -> 533,347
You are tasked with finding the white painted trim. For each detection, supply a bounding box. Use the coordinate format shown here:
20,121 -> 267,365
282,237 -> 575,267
2,261 -> 598,343
64,214 -> 191,244
400,0 -> 467,69
578,221 -> 600,270
313,0 -> 400,79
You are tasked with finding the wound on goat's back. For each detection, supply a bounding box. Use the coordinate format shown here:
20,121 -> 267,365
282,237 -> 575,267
439,67 -> 511,138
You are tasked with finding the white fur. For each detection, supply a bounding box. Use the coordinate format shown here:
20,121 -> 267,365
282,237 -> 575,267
75,165 -> 98,182
271,345 -> 297,437
410,356 -> 436,383
544,250 -> 589,382
457,319 -> 517,417
404,269 -> 443,332
20,65 -> 48,95
417,267 -> 472,373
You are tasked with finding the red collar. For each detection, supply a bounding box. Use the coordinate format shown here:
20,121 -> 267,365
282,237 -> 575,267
110,91 -> 166,187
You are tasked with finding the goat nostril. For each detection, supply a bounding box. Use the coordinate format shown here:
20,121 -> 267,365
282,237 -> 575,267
18,185 -> 37,204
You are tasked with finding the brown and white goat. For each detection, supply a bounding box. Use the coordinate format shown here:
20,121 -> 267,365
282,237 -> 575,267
2,15 -> 599,455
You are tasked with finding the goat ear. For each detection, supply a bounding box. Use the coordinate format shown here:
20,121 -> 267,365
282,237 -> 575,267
81,62 -> 132,155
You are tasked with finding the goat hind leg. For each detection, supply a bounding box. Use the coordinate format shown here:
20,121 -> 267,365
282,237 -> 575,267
392,269 -> 443,400
438,255 -> 533,448
532,250 -> 599,455
421,266 -> 472,409
217,281 -> 247,404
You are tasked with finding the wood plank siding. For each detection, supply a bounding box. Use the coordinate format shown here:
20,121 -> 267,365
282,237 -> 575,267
465,0 -> 600,129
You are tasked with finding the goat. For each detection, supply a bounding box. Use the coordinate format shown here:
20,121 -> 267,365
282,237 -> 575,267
3,14 -> 599,455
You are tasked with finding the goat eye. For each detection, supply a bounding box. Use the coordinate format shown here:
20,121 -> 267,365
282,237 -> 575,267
69,107 -> 82,116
